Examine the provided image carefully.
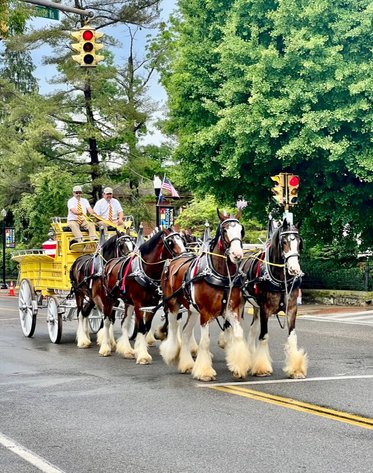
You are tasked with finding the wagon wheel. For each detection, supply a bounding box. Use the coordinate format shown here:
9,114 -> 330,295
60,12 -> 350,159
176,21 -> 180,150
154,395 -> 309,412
18,278 -> 37,338
47,296 -> 62,344
88,307 -> 103,334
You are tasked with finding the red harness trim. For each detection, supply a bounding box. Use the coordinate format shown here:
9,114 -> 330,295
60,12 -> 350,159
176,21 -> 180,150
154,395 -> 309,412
193,255 -> 202,278
120,254 -> 136,292
254,252 -> 265,295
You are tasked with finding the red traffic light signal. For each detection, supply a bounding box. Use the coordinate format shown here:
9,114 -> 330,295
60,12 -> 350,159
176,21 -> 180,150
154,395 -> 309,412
287,174 -> 300,205
71,26 -> 104,67
82,30 -> 94,41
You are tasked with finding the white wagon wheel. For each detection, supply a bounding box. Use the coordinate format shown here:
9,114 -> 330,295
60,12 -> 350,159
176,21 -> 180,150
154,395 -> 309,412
47,296 -> 63,344
18,278 -> 37,338
88,307 -> 103,334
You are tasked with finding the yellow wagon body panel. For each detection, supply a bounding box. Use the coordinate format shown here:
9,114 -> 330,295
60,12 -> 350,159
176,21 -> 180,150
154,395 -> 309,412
12,216 -> 136,297
12,219 -> 98,295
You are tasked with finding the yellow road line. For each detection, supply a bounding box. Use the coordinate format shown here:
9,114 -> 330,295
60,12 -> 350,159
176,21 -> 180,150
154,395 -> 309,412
209,385 -> 373,430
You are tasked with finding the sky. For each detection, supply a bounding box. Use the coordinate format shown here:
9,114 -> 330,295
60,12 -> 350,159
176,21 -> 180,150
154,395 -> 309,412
28,0 -> 178,144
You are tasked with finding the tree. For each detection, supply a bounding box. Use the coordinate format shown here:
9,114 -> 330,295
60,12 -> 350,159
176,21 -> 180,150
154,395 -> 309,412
0,1 -> 175,243
158,0 -> 373,250
175,195 -> 266,243
7,1 -> 165,200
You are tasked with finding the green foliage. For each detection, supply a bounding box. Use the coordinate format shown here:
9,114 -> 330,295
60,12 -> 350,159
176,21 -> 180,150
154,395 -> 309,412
158,0 -> 373,252
14,167 -> 75,246
302,259 -> 368,291
175,195 -> 266,242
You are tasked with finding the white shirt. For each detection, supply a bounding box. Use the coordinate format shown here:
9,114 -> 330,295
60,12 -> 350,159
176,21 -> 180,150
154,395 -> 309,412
93,198 -> 123,221
67,197 -> 92,221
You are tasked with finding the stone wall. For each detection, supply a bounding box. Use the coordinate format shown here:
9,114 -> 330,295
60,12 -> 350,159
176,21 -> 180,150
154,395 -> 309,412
303,289 -> 373,307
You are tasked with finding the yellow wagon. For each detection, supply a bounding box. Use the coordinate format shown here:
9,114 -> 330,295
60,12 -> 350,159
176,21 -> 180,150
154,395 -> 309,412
12,216 -> 136,343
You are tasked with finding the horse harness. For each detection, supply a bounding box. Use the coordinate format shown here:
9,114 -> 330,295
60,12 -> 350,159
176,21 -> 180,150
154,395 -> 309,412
242,230 -> 302,315
106,232 -> 186,297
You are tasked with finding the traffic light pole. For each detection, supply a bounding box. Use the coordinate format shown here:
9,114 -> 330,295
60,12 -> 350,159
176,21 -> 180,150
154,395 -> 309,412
21,0 -> 93,17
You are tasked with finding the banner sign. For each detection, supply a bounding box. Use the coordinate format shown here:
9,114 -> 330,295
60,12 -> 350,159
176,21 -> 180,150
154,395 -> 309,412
159,206 -> 174,229
5,227 -> 15,248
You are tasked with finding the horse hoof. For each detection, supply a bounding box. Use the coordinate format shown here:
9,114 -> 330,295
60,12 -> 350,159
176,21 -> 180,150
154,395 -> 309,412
254,372 -> 272,377
77,343 -> 91,349
99,351 -> 112,357
122,352 -> 135,359
198,375 -> 216,382
136,357 -> 152,365
290,372 -> 306,379
232,371 -> 247,380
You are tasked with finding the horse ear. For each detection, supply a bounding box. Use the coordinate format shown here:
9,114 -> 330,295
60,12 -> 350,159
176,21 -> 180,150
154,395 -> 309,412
283,218 -> 289,230
235,209 -> 241,220
217,208 -> 225,221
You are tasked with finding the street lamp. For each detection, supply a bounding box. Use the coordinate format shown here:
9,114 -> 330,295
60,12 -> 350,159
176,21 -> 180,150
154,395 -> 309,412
1,208 -> 7,289
153,176 -> 162,229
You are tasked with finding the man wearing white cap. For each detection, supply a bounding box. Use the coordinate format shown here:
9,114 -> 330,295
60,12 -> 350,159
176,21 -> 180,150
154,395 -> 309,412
94,187 -> 124,232
67,186 -> 97,241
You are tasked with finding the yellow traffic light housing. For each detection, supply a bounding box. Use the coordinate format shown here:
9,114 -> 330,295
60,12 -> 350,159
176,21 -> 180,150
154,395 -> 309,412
71,26 -> 104,67
271,174 -> 285,206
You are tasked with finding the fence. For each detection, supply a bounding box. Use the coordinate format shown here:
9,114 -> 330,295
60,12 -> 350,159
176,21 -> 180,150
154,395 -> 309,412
301,259 -> 372,291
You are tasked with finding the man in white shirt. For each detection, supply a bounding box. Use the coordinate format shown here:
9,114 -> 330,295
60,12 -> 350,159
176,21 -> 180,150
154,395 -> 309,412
93,187 -> 124,232
67,185 -> 97,242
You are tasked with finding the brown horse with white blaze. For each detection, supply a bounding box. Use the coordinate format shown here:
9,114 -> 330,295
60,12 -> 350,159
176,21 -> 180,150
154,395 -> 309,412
97,229 -> 187,362
70,231 -> 134,350
243,218 -> 307,378
160,210 -> 248,381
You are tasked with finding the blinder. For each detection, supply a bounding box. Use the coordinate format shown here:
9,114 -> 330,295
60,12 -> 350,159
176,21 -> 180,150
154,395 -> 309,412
162,231 -> 184,257
219,218 -> 244,250
279,230 -> 301,260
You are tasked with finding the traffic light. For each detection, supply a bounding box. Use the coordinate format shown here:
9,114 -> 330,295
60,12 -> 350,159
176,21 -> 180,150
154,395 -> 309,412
271,174 -> 285,206
71,26 -> 104,67
287,174 -> 300,205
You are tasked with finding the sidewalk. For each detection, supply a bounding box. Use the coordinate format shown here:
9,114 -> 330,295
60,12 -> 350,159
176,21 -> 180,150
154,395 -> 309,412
1,288 -> 371,315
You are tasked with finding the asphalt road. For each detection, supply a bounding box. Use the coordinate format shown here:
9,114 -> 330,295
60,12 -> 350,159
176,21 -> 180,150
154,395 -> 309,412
1,295 -> 372,473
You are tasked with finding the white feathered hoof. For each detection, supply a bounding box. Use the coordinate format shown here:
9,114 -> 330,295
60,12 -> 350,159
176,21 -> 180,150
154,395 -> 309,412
251,336 -> 273,377
136,353 -> 152,365
192,368 -> 217,382
146,330 -> 157,346
283,331 -> 308,379
99,343 -> 112,357
226,338 -> 251,379
76,334 -> 92,349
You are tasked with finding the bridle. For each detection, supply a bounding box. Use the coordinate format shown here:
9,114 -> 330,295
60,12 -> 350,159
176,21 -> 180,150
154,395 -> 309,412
162,231 -> 185,258
279,230 -> 301,263
116,234 -> 134,257
219,218 -> 244,254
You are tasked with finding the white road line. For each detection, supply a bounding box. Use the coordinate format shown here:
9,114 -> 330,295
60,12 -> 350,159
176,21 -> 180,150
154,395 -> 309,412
300,315 -> 373,326
0,432 -> 66,473
198,374 -> 373,388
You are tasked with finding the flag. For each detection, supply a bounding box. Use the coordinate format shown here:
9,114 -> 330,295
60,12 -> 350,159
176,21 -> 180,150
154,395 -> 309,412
161,177 -> 180,198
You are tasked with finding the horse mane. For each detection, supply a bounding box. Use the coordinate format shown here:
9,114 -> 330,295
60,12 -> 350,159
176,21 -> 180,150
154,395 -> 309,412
139,230 -> 164,256
210,224 -> 221,249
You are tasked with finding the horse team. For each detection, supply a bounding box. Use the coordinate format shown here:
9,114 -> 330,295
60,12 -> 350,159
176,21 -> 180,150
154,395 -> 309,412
70,209 -> 307,382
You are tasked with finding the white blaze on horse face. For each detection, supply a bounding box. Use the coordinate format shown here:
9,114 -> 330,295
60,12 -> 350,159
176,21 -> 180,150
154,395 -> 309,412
226,222 -> 243,263
174,234 -> 187,254
284,235 -> 301,276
